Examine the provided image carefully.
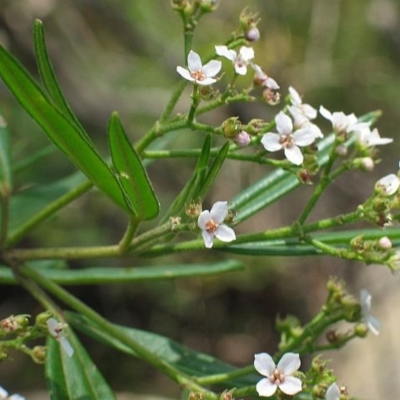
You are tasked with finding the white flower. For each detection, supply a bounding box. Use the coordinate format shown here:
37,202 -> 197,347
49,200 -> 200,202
176,50 -> 221,85
288,86 -> 317,120
215,45 -> 254,75
326,383 -> 340,400
355,125 -> 393,147
254,352 -> 302,397
0,386 -> 25,400
360,289 -> 381,335
197,201 -> 236,248
289,107 -> 323,139
47,317 -> 74,357
319,105 -> 366,134
261,111 -> 316,165
375,174 -> 400,196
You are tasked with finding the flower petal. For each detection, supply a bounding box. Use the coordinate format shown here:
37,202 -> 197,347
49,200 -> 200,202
293,128 -> 316,146
326,383 -> 341,400
234,64 -> 248,75
215,224 -> 236,243
59,336 -> 74,357
277,352 -> 301,375
279,376 -> 302,395
319,105 -> 332,121
275,112 -> 293,135
215,45 -> 236,61
209,201 -> 228,223
289,86 -> 302,106
176,66 -> 195,82
239,46 -> 255,61
261,133 -> 282,152
46,317 -> 59,337
284,146 -> 303,165
254,353 -> 276,376
0,386 -> 9,398
187,50 -> 202,71
202,60 -> 222,78
366,315 -> 381,335
196,77 -> 217,86
256,378 -> 278,397
198,210 -> 211,230
201,230 -> 214,248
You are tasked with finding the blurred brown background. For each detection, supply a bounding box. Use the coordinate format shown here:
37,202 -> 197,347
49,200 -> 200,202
0,0 -> 400,398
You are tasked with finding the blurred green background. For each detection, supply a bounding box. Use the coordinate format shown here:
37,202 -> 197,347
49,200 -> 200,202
0,0 -> 400,398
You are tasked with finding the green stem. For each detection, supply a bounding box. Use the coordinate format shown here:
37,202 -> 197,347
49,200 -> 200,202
118,217 -> 140,253
297,146 -> 339,225
20,264 -> 218,399
5,179 -> 93,248
5,245 -> 120,261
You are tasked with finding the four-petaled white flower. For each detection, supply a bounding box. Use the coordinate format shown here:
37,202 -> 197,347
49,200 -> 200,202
355,125 -> 393,147
326,382 -> 340,400
254,352 -> 302,397
215,45 -> 254,75
0,385 -> 25,400
197,201 -> 236,248
47,317 -> 74,357
375,174 -> 400,196
261,111 -> 317,165
360,289 -> 381,335
319,106 -> 366,134
176,50 -> 221,85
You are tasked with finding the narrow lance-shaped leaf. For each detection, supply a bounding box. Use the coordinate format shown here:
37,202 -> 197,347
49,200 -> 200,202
194,140 -> 229,200
33,19 -> 90,145
0,107 -> 12,197
108,112 -> 159,220
0,43 -> 133,214
46,327 -> 116,400
0,259 -> 244,285
160,134 -> 211,223
67,312 -> 259,388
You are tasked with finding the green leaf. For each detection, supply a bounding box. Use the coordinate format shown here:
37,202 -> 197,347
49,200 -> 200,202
0,106 -> 12,196
194,141 -> 229,200
67,312 -> 258,388
0,259 -> 245,285
33,19 -> 90,144
46,328 -> 115,400
0,42 -> 132,214
160,135 -> 212,223
6,172 -> 89,247
108,112 -> 159,220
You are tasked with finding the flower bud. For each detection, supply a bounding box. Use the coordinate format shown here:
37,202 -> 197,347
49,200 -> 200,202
185,201 -> 202,218
221,117 -> 241,138
245,26 -> 260,42
262,87 -> 280,105
31,345 -> 47,364
335,144 -> 347,157
233,131 -> 251,147
342,295 -> 361,322
354,323 -> 368,337
198,0 -> 220,12
1,314 -> 30,333
378,236 -> 392,250
35,311 -> 53,331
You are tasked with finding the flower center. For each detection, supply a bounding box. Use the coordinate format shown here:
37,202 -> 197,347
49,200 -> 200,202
191,69 -> 206,81
269,368 -> 285,385
205,219 -> 219,234
279,134 -> 294,149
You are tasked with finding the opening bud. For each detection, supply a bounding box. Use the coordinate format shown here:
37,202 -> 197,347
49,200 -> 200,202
221,117 -> 241,138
